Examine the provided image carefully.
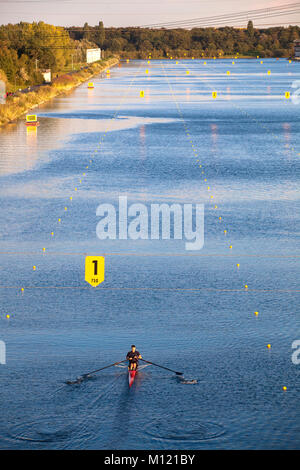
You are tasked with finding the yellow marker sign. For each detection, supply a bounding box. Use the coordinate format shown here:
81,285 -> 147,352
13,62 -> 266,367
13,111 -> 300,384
88,82 -> 94,88
26,114 -> 37,122
285,92 -> 290,99
140,90 -> 145,97
85,256 -> 105,287
212,91 -> 217,99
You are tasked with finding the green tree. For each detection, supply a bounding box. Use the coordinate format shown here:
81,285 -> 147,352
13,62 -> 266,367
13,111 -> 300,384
96,21 -> 105,47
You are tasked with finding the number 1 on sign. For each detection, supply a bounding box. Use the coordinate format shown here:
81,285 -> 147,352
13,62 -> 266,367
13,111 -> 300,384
85,256 -> 105,287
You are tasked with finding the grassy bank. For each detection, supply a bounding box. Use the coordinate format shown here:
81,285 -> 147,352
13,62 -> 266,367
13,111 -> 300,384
0,57 -> 118,126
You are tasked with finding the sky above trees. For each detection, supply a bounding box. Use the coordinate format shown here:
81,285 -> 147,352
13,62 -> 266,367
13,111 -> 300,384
0,0 -> 299,28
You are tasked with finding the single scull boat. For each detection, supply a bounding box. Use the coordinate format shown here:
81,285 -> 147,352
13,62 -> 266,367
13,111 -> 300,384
128,369 -> 137,387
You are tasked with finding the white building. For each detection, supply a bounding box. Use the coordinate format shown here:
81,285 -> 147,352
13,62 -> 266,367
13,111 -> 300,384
42,69 -> 51,83
86,48 -> 101,64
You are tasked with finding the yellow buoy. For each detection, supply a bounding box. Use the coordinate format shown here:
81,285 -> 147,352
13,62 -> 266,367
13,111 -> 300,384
51,232 -> 54,236
224,230 -> 227,234
219,216 -> 222,221
214,205 -> 218,209
58,218 -> 61,222
140,90 -> 145,97
285,92 -> 290,99
244,284 -> 248,289
236,263 -> 240,268
212,91 -> 217,99
70,196 -> 72,201
186,70 -> 190,75
6,314 -> 10,319
282,386 -> 287,391
42,247 -> 46,252
33,266 -> 36,271
229,245 -> 232,249
254,311 -> 258,316
21,288 -> 24,292
267,344 -> 271,349
145,69 -> 149,74
267,70 -> 271,75
64,207 -> 67,211
227,71 -> 230,75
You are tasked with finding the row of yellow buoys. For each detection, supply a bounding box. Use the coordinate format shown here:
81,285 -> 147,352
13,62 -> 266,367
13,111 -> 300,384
170,60 -> 289,392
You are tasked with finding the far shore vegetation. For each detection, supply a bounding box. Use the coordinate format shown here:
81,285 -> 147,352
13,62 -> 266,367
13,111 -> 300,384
0,20 -> 299,124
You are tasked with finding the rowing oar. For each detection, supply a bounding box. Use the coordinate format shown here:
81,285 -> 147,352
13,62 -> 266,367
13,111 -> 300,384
66,359 -> 127,384
141,359 -> 183,376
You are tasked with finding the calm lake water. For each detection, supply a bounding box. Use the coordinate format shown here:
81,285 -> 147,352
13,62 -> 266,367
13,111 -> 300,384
0,59 -> 299,449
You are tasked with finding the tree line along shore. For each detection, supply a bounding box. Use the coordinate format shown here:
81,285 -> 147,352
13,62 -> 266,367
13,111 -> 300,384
0,20 -> 299,125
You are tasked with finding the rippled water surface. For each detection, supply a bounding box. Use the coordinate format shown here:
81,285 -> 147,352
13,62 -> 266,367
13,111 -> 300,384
0,59 -> 299,449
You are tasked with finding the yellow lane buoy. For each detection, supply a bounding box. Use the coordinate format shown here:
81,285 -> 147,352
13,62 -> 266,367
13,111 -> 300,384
267,344 -> 271,349
282,386 -> 287,391
254,311 -> 258,316
21,288 -> 24,292
6,314 -> 10,319
236,263 -> 240,268
244,284 -> 248,289
33,266 -> 36,271
42,247 -> 46,252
